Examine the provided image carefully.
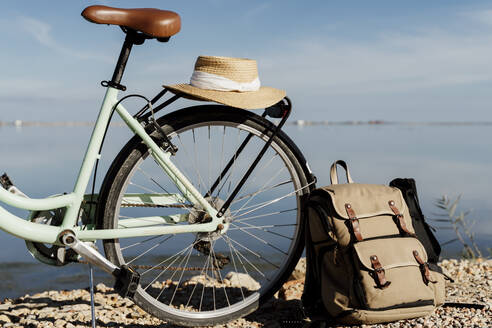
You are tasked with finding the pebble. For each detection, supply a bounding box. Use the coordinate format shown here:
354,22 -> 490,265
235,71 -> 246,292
0,314 -> 11,323
0,259 -> 489,327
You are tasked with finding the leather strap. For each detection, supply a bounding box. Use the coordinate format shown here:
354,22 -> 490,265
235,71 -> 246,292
345,203 -> 363,242
413,250 -> 437,285
370,255 -> 391,289
330,160 -> 354,185
388,200 -> 415,237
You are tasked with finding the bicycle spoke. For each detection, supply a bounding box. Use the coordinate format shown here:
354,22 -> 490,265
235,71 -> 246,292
120,234 -> 162,251
140,160 -> 198,218
168,241 -> 195,306
209,239 -> 230,307
168,135 -> 195,189
191,129 -> 204,195
127,235 -> 175,265
155,243 -> 192,301
216,128 -> 242,198
232,181 -> 314,220
225,235 -> 280,270
177,133 -> 207,193
185,246 -> 212,308
222,235 -> 246,301
137,166 -> 172,194
227,223 -> 297,231
231,152 -> 279,204
235,208 -> 297,223
199,251 -> 213,311
222,237 -> 257,302
231,167 -> 286,217
230,223 -> 288,256
129,181 -> 159,194
143,251 -> 185,289
235,220 -> 294,240
223,236 -> 252,276
213,126 -> 226,199
142,242 -> 195,278
231,179 -> 291,204
223,235 -> 269,280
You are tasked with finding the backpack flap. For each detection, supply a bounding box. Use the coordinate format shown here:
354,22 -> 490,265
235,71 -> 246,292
353,238 -> 436,310
319,184 -> 415,246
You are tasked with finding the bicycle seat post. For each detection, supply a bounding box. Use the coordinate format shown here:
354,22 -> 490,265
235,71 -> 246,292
103,30 -> 146,91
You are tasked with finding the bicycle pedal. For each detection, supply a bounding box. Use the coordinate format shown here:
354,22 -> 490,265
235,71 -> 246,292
114,264 -> 140,299
1,173 -> 28,197
0,173 -> 13,190
56,247 -> 79,265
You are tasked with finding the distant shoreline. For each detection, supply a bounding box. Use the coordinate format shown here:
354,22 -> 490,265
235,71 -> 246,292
1,120 -> 492,127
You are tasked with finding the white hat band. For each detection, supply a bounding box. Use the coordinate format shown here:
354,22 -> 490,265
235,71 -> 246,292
190,70 -> 261,92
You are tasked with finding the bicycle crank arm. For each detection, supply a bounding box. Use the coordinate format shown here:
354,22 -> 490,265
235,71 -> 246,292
61,231 -> 140,298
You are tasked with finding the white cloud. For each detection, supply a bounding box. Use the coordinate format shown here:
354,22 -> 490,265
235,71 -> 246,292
467,9 -> 492,25
257,27 -> 492,95
0,77 -> 101,102
19,16 -> 112,63
242,3 -> 271,21
0,78 -> 60,98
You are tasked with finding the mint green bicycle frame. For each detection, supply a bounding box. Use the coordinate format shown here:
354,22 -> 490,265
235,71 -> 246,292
0,87 -> 221,245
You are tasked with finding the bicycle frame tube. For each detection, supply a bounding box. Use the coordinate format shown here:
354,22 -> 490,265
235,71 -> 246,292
114,103 -> 218,216
0,86 -> 219,244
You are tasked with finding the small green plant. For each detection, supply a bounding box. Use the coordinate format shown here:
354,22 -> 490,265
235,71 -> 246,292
432,195 -> 483,259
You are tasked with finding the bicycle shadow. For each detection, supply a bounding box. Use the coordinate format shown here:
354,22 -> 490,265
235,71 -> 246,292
0,280 -> 313,328
145,281 -> 256,312
0,283 -> 259,328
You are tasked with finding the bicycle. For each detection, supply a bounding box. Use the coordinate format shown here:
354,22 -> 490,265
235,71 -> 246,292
0,5 -> 315,326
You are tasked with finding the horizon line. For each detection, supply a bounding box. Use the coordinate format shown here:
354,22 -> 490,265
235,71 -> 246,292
1,120 -> 492,127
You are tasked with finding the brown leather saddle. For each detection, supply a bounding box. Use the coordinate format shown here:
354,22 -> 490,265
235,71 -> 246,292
82,5 -> 181,39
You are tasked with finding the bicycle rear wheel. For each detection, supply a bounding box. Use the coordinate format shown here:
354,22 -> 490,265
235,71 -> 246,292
98,105 -> 310,326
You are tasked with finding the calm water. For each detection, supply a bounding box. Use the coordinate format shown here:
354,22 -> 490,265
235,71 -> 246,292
0,123 -> 491,299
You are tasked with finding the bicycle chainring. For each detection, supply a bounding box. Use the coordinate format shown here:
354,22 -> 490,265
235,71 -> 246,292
25,208 -> 78,266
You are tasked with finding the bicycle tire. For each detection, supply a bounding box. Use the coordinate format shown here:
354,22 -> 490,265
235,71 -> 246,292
98,105 -> 310,326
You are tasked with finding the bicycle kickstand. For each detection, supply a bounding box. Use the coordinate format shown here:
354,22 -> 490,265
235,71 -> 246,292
88,264 -> 97,328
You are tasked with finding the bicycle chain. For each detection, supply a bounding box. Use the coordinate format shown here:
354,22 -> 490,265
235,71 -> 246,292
77,260 -> 204,271
77,203 -> 208,271
120,203 -> 192,208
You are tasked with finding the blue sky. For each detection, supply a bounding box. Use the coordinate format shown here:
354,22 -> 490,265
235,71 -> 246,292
1,1 -> 492,122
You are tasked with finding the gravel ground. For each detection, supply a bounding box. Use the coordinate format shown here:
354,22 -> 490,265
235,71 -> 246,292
0,258 -> 489,328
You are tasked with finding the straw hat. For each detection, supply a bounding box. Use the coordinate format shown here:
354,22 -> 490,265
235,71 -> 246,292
164,56 -> 285,110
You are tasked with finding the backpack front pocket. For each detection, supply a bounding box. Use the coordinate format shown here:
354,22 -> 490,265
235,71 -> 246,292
353,237 -> 436,310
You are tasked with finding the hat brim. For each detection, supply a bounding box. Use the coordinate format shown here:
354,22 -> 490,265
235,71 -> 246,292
163,84 -> 286,110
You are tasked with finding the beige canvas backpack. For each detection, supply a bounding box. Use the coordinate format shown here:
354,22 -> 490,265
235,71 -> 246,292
302,160 -> 446,325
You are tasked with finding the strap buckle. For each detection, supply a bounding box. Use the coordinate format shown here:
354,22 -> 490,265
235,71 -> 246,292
370,255 -> 391,289
413,250 -> 437,285
388,200 -> 416,237
345,203 -> 363,242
